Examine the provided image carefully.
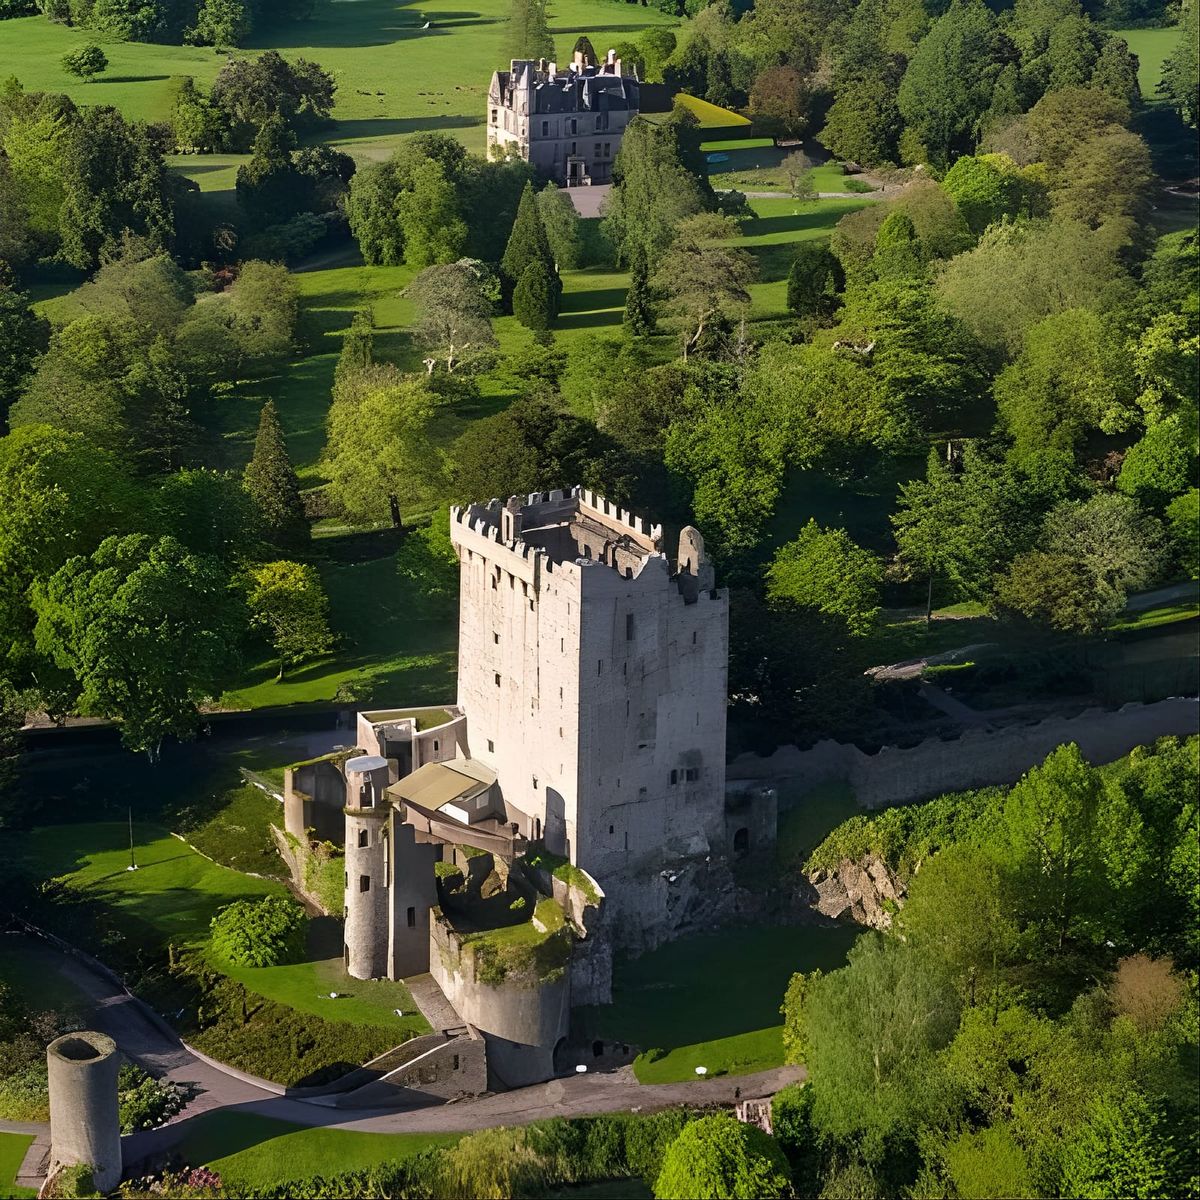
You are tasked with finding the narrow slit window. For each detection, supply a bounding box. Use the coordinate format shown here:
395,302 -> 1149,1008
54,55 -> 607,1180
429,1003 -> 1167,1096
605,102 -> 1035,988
407,906 -> 416,928
359,874 -> 370,893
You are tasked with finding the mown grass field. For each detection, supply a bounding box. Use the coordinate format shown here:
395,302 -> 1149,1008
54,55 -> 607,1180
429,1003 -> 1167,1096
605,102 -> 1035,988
174,1113 -> 456,1190
0,0 -> 677,158
12,821 -> 425,1034
580,922 -> 858,1083
1116,25 -> 1182,95
0,1132 -> 35,1200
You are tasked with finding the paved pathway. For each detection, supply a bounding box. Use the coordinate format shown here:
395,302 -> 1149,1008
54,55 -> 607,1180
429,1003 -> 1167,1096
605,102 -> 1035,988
9,935 -> 801,1183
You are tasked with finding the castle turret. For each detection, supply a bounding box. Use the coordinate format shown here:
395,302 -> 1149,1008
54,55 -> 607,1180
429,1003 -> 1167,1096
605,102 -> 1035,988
343,754 -> 391,979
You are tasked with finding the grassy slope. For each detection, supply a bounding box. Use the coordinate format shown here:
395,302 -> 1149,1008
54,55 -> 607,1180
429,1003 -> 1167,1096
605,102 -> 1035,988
580,923 -> 858,1083
1117,25 -> 1180,95
175,1113 -> 456,1189
0,1133 -> 35,1200
15,822 -> 424,1034
0,0 -> 676,157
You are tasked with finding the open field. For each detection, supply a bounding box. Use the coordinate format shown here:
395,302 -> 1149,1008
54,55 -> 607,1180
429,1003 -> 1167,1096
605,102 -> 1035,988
0,0 -> 676,159
0,1133 -> 35,1200
580,922 -> 858,1083
11,820 -> 425,1034
1116,25 -> 1181,95
175,1112 -> 456,1189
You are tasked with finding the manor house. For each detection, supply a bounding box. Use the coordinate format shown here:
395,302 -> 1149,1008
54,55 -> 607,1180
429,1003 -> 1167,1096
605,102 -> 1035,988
487,47 -> 639,185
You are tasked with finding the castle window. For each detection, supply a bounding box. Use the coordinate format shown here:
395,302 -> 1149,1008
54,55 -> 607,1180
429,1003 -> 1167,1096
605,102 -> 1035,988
433,740 -> 439,752
604,142 -> 611,155
345,871 -> 348,887
597,659 -> 603,674
532,775 -> 538,788
491,576 -> 497,589
491,108 -> 497,122
609,824 -> 614,835
626,613 -> 634,640
595,142 -> 601,157
453,1054 -> 460,1071
359,874 -> 370,893
570,118 -> 577,134
541,120 -> 548,136
493,631 -> 499,643
639,787 -> 647,796
686,767 -> 700,782
693,630 -> 698,644
494,673 -> 501,687
358,829 -> 369,848
670,769 -> 678,785
487,738 -> 495,752
407,906 -> 416,928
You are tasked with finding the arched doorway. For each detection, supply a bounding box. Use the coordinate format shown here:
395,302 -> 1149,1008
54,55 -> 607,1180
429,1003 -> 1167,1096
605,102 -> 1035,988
733,827 -> 750,856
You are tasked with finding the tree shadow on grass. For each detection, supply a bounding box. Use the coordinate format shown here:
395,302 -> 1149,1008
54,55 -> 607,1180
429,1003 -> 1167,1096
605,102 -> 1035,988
556,309 -> 623,331
93,74 -> 171,85
559,286 -> 627,313
740,210 -> 853,239
331,115 -> 481,142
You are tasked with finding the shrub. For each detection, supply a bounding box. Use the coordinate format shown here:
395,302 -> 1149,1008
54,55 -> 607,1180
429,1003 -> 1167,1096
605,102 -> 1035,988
51,1164 -> 97,1198
654,1113 -> 792,1198
118,1063 -> 186,1133
209,896 -> 306,968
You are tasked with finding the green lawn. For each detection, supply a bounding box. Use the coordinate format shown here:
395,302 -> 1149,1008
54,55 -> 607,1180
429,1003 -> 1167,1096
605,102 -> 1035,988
14,821 -> 426,1034
580,923 -> 859,1083
0,1133 -> 35,1200
0,933 -> 92,1018
776,782 -> 861,874
0,1 -> 676,160
18,822 -> 284,949
1116,25 -> 1182,95
174,1112 -> 456,1190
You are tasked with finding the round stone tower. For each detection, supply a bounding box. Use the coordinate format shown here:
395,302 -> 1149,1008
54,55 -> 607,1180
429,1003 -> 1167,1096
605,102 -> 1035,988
47,1031 -> 122,1194
343,753 -> 391,980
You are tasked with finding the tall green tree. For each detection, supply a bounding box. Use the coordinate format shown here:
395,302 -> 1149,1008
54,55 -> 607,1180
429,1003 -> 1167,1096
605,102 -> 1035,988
501,182 -> 559,300
897,0 -> 1006,165
786,241 -> 843,320
507,0 -> 553,61
536,185 -> 582,270
892,449 -> 966,625
766,521 -> 882,637
235,115 -> 301,228
654,1114 -> 792,1200
243,400 -> 308,549
623,250 -> 656,335
1159,0 -> 1199,126
405,259 -> 498,373
512,259 -> 557,332
0,286 -> 49,431
31,534 -> 246,757
247,560 -> 333,679
1059,1090 -> 1176,1200
396,159 -> 468,267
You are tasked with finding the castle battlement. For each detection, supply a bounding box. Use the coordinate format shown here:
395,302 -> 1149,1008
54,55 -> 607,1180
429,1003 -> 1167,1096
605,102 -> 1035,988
451,487 -> 684,588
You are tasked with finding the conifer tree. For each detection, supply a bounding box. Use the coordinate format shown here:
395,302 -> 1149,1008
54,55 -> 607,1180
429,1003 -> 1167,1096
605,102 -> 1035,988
787,242 -> 844,319
513,259 -> 556,332
872,211 -> 924,279
508,0 -> 554,62
623,250 -> 655,335
501,182 -> 560,307
244,400 -> 308,549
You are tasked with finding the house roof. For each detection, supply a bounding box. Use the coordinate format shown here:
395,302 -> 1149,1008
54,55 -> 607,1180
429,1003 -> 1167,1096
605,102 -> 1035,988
388,759 -> 494,812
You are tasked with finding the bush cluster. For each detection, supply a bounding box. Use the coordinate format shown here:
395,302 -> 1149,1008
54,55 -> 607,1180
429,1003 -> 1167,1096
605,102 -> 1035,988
209,896 -> 306,968
118,1063 -> 186,1133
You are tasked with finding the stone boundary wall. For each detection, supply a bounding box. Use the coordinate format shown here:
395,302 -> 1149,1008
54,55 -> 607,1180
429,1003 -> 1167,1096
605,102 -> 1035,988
728,698 -> 1199,808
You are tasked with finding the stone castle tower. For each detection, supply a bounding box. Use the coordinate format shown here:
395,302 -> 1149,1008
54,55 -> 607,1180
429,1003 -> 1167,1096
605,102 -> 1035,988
450,488 -> 729,944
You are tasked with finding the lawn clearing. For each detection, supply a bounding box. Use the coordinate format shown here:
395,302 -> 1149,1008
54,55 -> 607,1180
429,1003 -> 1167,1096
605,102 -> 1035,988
174,1112 -> 456,1190
0,933 -> 92,1020
0,0 -> 677,160
669,93 -> 752,130
580,922 -> 859,1083
17,822 -> 284,950
0,1133 -> 36,1200
776,782 -> 861,874
1116,26 -> 1182,96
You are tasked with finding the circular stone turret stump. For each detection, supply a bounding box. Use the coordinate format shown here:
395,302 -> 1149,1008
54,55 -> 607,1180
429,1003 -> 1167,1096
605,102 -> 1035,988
47,1031 -> 122,1193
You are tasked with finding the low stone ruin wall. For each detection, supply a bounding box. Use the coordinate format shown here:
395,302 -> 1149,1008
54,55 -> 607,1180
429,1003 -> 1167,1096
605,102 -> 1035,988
728,698 -> 1199,809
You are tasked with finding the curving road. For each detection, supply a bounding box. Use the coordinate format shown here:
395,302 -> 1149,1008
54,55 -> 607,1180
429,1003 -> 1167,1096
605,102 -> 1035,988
5,933 -> 802,1185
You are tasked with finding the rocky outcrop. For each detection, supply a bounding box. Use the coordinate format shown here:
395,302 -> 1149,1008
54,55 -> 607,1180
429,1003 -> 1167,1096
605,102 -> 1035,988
806,856 -> 906,930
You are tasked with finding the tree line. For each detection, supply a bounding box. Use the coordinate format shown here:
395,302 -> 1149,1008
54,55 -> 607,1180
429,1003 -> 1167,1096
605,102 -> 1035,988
778,735 -> 1198,1198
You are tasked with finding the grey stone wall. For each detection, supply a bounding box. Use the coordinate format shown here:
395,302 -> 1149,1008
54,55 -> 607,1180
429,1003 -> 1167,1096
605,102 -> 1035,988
728,699 -> 1199,809
335,1027 -> 486,1107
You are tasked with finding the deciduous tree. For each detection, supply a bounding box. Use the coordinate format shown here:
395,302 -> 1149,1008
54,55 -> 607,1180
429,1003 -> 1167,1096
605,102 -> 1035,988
405,259 -> 498,373
654,1114 -> 792,1200
247,559 -> 333,678
767,521 -> 882,636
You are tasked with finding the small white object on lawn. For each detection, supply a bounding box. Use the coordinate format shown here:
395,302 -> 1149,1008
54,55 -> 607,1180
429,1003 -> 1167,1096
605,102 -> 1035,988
394,1008 -> 404,1016
328,991 -> 339,999
575,1064 -> 588,1073
695,1066 -> 708,1076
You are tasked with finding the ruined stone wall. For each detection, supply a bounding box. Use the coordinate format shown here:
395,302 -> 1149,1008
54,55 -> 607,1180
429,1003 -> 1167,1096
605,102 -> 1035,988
728,699 -> 1199,809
